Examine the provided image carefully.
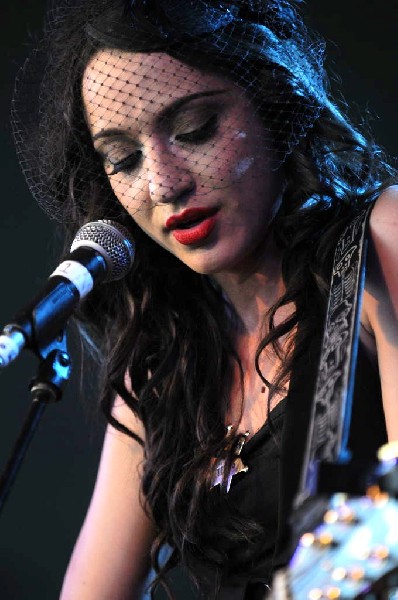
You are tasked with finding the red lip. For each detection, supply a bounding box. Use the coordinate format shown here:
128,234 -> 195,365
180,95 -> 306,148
165,207 -> 218,230
172,215 -> 217,246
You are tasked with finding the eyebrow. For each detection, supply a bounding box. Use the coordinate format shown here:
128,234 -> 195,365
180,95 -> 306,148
92,89 -> 228,143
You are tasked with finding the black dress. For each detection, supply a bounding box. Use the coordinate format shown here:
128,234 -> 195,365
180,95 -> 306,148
152,334 -> 386,600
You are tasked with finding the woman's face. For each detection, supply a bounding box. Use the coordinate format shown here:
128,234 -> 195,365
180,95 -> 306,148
82,50 -> 283,275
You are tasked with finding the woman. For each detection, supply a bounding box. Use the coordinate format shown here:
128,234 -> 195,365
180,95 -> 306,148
12,0 -> 398,598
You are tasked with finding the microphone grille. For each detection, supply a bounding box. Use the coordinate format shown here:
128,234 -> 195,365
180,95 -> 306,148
70,220 -> 135,281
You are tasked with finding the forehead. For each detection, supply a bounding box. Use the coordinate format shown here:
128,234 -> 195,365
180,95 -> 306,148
82,50 -> 231,127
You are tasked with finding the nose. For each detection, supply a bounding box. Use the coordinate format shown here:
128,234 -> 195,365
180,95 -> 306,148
146,139 -> 196,205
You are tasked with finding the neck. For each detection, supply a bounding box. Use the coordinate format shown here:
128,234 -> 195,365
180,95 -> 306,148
212,236 -> 287,336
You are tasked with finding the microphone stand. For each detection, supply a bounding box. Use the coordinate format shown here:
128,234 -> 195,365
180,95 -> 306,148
0,329 -> 71,514
0,219 -> 134,516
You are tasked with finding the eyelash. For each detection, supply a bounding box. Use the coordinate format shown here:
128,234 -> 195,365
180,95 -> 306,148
106,151 -> 142,176
105,113 -> 219,176
175,113 -> 219,144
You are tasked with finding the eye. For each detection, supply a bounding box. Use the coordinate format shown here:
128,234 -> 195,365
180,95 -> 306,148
174,114 -> 219,144
104,150 -> 143,176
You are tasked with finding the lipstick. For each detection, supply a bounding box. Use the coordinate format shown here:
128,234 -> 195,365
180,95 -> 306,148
166,207 -> 218,246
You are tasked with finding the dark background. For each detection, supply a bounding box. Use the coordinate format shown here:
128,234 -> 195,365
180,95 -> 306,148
0,2 -> 397,598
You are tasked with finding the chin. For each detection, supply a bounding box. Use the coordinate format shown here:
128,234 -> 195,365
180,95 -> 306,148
181,261 -> 216,275
181,254 -> 237,276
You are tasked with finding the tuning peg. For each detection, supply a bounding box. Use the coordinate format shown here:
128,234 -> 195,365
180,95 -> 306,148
308,586 -> 341,600
299,530 -> 336,548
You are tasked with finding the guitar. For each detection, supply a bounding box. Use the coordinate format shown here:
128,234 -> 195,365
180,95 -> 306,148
269,446 -> 398,599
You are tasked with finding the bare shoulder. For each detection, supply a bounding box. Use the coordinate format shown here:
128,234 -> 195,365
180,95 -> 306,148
60,395 -> 154,600
112,394 -> 146,440
365,185 -> 398,301
110,370 -> 146,439
369,184 -> 398,240
362,185 -> 398,440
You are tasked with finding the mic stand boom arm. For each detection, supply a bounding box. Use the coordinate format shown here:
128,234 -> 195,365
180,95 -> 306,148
0,329 -> 71,514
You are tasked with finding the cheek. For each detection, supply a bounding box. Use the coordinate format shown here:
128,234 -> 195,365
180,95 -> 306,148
193,143 -> 248,191
109,176 -> 150,215
214,130 -> 265,185
233,156 -> 256,179
128,208 -> 156,241
129,213 -> 172,254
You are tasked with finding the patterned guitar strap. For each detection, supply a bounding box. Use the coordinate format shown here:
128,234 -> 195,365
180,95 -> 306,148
296,203 -> 373,507
294,205 -> 373,539
268,204 -> 374,600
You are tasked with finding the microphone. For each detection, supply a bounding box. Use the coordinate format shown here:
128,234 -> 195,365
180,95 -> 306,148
0,220 -> 135,367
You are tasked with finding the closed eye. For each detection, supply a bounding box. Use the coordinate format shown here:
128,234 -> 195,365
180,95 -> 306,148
174,114 -> 219,145
104,150 -> 143,176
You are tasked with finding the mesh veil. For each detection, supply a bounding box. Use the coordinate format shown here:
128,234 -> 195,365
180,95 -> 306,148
12,0 -> 330,224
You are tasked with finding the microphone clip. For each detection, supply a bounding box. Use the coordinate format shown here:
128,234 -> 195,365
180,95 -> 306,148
29,328 -> 72,403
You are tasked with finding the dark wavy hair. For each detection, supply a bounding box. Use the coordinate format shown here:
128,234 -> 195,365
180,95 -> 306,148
13,0 -> 396,596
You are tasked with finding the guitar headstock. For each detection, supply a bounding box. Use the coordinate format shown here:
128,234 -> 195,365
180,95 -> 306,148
286,488 -> 398,599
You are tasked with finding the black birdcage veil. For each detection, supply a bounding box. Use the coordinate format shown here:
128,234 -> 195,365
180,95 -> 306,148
11,0 -> 329,224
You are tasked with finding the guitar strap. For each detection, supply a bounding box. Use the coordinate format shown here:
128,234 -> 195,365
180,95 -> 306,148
294,203 -> 373,509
